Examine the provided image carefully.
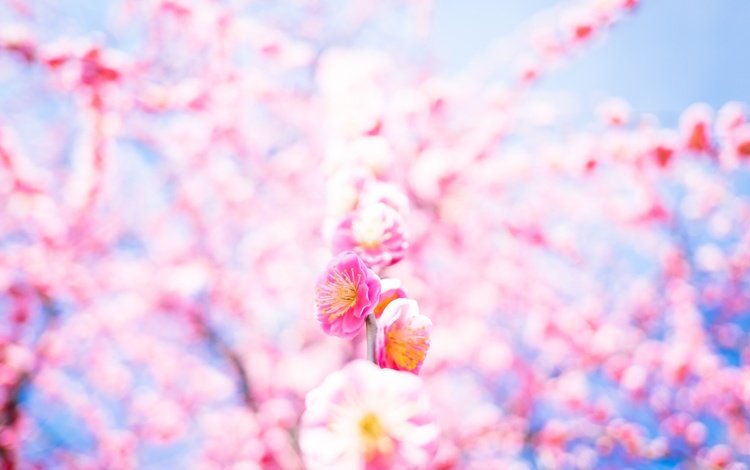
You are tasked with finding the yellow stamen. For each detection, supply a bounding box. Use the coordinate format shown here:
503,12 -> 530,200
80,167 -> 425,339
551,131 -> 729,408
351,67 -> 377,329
316,268 -> 360,321
352,209 -> 386,249
358,412 -> 393,459
385,324 -> 429,371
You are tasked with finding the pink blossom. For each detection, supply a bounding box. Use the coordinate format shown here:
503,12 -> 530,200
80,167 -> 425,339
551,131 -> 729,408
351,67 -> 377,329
376,299 -> 431,374
332,203 -> 408,269
2,1 -> 750,467
597,98 -> 631,126
733,125 -> 750,157
716,101 -> 746,138
650,130 -> 679,167
680,103 -> 714,153
372,278 -> 407,319
299,360 -> 438,469
359,181 -> 410,216
314,252 -> 381,339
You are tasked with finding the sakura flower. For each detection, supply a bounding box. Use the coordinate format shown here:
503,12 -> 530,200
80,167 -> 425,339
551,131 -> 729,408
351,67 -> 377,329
332,203 -> 408,269
299,360 -> 438,469
376,299 -> 431,374
728,124 -> 750,158
359,181 -> 410,216
325,164 -> 373,218
680,103 -> 714,153
372,278 -> 407,319
715,101 -> 746,138
314,252 -> 381,339
325,136 -> 395,179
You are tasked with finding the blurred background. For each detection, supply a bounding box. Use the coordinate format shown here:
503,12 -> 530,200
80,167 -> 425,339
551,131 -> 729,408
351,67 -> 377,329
1,1 -> 749,469
436,0 -> 750,119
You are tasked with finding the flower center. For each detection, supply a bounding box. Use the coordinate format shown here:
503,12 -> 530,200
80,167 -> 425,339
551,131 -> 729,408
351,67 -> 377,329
337,283 -> 357,306
386,324 -> 429,371
316,269 -> 359,321
352,210 -> 386,249
358,412 -> 392,459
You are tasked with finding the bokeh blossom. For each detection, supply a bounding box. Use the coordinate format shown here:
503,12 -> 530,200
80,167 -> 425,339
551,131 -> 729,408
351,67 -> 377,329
299,360 -> 438,469
376,299 -> 431,374
359,181 -> 411,216
332,202 -> 409,269
314,251 -> 381,339
2,0 -> 750,468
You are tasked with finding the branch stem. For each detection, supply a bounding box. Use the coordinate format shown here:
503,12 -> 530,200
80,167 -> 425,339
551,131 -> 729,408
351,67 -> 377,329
365,314 -> 377,363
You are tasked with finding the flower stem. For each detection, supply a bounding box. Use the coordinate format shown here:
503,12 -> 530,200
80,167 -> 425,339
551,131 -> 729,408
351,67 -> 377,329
366,313 -> 377,363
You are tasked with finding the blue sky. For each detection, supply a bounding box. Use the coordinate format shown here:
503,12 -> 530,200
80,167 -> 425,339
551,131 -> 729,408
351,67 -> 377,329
5,0 -> 747,125
433,0 -> 750,123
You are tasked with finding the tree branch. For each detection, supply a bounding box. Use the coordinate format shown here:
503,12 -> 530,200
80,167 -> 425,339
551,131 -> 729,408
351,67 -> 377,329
192,308 -> 256,410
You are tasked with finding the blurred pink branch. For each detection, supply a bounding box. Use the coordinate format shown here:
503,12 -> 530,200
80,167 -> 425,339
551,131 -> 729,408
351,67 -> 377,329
189,307 -> 256,411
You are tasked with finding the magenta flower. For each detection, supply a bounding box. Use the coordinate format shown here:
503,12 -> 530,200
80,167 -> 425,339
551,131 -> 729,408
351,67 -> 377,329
376,299 -> 431,374
331,202 -> 408,269
299,360 -> 438,469
314,252 -> 381,339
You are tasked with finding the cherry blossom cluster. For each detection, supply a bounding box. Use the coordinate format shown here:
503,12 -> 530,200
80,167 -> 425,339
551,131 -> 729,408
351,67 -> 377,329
314,141 -> 429,364
0,0 -> 749,469
302,123 -> 437,466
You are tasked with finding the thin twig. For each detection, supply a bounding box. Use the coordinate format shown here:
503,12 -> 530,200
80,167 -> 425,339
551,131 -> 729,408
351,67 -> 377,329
192,309 -> 256,410
365,314 -> 377,364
